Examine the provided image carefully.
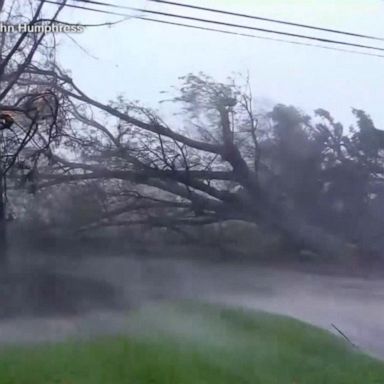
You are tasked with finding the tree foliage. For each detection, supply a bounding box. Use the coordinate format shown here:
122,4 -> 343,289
0,0 -> 71,260
18,69 -> 382,261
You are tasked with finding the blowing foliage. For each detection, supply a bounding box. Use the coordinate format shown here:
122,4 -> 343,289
0,1 -> 382,262
8,70 -> 380,262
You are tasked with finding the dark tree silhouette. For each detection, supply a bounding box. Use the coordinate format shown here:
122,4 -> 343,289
0,0 -> 68,263
26,71 -> 384,262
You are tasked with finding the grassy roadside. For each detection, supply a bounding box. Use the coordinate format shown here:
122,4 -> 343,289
0,303 -> 383,383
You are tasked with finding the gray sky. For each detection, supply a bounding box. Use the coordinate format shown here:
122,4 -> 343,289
51,0 -> 384,128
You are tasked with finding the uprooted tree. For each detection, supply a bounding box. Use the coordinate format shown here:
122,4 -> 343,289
26,70 -> 384,261
0,3 -> 381,263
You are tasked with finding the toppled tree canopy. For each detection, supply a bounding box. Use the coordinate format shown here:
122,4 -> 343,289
25,70 -> 384,260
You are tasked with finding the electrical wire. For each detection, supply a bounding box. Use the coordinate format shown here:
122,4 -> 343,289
69,0 -> 384,42
42,0 -> 384,58
45,0 -> 384,53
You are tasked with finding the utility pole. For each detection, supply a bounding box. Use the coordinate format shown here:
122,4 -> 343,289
0,172 -> 6,266
0,0 -> 7,265
0,125 -> 7,266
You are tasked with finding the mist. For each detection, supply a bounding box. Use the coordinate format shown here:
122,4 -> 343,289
1,1 -> 384,382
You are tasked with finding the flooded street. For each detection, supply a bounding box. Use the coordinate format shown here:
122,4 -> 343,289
1,255 -> 383,360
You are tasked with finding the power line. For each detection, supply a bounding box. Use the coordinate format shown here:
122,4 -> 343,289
138,16 -> 384,59
52,0 -> 384,53
70,0 -> 384,42
43,1 -> 384,58
151,0 -> 384,42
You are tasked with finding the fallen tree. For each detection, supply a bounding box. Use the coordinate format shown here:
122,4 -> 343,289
29,72 -> 384,260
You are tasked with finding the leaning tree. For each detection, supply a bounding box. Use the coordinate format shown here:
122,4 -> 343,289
28,69 -> 384,261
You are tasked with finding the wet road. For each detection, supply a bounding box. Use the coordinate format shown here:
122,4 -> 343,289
0,255 -> 383,359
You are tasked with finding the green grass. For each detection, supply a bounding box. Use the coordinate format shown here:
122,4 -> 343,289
0,302 -> 383,383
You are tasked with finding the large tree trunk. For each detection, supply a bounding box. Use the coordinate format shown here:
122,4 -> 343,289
252,195 -> 356,261
279,215 -> 355,260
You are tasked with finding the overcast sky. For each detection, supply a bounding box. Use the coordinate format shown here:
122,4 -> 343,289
50,0 -> 384,129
